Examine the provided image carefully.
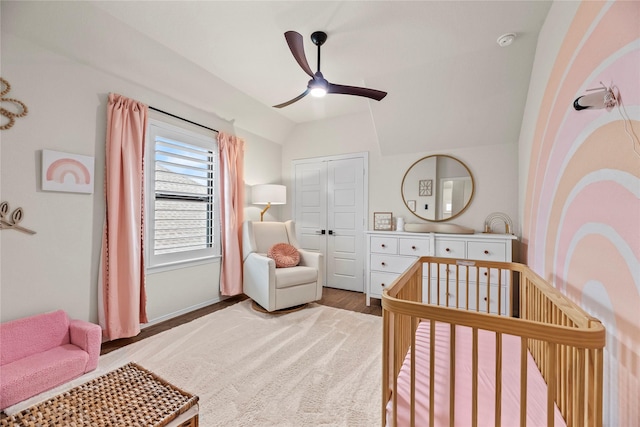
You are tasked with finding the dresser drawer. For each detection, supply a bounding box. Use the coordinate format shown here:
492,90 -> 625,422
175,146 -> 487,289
434,239 -> 466,258
467,241 -> 507,261
470,267 -> 508,285
467,284 -> 507,315
398,238 -> 431,256
370,272 -> 400,297
370,254 -> 415,274
424,279 -> 468,308
370,236 -> 398,254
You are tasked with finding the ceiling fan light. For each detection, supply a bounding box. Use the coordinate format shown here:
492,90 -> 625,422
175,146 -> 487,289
310,87 -> 327,97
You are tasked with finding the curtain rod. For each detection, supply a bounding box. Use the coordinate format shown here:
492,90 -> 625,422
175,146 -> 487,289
148,106 -> 218,133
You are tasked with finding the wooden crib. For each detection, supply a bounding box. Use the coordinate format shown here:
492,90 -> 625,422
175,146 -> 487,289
382,256 -> 605,427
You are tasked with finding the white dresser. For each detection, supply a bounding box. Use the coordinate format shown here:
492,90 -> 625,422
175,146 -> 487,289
365,231 -> 517,314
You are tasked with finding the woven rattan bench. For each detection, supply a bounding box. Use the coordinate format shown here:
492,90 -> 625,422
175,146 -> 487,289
1,362 -> 199,427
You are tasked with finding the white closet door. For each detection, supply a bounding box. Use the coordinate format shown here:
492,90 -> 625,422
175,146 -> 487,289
326,157 -> 364,292
294,162 -> 328,261
293,154 -> 366,292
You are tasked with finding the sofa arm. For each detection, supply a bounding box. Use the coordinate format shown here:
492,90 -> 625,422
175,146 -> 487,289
298,249 -> 322,269
298,250 -> 324,296
243,253 -> 277,310
69,319 -> 102,372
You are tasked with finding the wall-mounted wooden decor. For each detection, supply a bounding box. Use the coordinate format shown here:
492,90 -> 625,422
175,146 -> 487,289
0,201 -> 36,234
0,77 -> 29,131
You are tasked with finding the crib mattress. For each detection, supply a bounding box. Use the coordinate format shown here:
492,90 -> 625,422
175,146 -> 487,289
386,321 -> 567,427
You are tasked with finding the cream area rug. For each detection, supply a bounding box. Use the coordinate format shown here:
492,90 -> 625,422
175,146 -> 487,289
6,300 -> 382,426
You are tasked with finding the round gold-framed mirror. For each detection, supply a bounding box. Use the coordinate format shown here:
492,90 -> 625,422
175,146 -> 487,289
401,155 -> 474,222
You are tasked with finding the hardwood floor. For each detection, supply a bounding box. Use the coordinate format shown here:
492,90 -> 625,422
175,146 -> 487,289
101,287 -> 381,355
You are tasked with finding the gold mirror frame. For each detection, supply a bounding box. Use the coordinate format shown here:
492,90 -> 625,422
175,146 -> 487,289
401,154 -> 475,222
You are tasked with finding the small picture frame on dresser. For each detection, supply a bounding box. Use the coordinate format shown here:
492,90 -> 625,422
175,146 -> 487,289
373,212 -> 393,231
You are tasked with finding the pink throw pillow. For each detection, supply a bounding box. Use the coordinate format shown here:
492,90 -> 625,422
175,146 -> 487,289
267,243 -> 300,268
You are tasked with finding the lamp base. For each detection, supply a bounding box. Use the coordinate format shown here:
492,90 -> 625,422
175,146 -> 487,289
259,202 -> 271,221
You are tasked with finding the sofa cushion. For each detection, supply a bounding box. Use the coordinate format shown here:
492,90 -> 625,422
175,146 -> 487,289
268,243 -> 300,268
0,344 -> 89,409
0,310 -> 70,366
275,266 -> 318,289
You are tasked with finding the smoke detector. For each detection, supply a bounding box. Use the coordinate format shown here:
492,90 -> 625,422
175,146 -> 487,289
497,33 -> 517,47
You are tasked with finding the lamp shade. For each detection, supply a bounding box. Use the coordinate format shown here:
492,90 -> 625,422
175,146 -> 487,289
252,184 -> 286,205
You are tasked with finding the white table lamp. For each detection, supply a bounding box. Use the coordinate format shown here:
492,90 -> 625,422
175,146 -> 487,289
252,184 -> 286,221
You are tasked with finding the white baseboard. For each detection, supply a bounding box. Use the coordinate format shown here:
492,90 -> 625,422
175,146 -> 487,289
142,297 -> 223,328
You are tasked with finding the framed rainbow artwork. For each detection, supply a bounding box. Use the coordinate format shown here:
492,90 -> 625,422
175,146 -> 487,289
42,150 -> 94,194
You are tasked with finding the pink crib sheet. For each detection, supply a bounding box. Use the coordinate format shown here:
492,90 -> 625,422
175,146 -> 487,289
386,321 -> 567,426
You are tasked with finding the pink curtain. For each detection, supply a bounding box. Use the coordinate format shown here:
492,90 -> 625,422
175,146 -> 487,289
101,93 -> 148,340
218,132 -> 245,296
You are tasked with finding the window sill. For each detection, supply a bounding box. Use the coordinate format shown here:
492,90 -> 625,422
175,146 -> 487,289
146,255 -> 221,275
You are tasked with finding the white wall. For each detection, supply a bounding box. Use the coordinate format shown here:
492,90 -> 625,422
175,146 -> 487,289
0,32 -> 283,324
282,111 -> 519,238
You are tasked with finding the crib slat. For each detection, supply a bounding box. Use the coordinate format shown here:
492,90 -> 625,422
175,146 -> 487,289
497,268 -> 502,315
382,308 -> 390,426
392,317 -> 400,427
410,317 -> 417,427
495,332 -> 502,427
449,323 -> 456,427
485,269 -> 491,314
429,320 -> 435,427
465,266 -> 470,311
547,342 -> 556,427
520,337 -> 528,427
577,348 -> 585,426
472,327 -> 478,427
437,266 -> 441,306
593,347 -> 604,427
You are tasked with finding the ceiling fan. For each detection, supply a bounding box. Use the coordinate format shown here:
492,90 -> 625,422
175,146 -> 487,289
273,31 -> 387,108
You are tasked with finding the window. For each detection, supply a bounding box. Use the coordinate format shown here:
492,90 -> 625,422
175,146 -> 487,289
146,119 -> 219,269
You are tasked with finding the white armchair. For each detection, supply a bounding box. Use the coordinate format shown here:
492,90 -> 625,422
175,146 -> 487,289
242,220 -> 323,312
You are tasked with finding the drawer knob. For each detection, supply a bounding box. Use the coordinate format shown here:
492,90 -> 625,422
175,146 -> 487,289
412,245 -> 416,250
381,283 -> 385,287
381,262 -> 386,266
381,244 -> 386,248
484,297 -> 488,301
484,250 -> 489,255
484,272 -> 488,276
445,248 -> 450,252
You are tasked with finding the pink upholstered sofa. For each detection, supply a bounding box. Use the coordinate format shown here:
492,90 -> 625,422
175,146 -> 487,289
0,309 -> 102,410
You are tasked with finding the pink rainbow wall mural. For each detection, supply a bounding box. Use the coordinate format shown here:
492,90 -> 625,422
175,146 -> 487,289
523,1 -> 639,425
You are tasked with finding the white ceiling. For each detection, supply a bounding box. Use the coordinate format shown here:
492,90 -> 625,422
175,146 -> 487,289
4,1 -> 552,154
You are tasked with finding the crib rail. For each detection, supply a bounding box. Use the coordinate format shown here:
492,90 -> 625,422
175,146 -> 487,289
382,256 -> 605,427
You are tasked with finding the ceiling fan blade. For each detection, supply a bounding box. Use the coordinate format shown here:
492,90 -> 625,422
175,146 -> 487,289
327,83 -> 387,101
284,31 -> 314,78
273,89 -> 310,109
